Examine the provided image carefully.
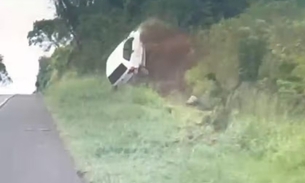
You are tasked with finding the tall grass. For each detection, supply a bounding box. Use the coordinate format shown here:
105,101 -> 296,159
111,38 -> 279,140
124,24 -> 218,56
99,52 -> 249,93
45,75 -> 305,183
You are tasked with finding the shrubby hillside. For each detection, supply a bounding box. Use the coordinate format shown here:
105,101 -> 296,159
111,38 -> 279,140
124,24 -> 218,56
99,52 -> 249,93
29,0 -> 305,182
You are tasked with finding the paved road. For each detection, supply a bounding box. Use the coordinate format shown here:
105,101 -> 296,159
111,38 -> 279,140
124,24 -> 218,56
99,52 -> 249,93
0,95 -> 7,102
0,95 -> 11,107
0,94 -> 83,183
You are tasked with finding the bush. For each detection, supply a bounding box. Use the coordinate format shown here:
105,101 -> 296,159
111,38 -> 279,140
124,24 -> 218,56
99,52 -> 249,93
186,0 -> 305,111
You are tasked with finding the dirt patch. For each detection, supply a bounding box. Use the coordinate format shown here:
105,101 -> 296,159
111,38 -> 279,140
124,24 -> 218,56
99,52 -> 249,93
140,19 -> 198,95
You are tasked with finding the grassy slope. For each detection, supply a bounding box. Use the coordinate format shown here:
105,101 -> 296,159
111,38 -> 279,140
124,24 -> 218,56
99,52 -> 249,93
45,75 -> 305,183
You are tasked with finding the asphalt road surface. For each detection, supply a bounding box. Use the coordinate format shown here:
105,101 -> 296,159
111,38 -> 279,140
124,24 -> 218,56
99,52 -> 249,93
0,94 -> 83,183
0,95 -> 11,106
0,95 -> 6,102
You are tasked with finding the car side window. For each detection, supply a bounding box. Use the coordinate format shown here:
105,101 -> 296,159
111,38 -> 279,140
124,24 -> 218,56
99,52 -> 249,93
123,37 -> 134,61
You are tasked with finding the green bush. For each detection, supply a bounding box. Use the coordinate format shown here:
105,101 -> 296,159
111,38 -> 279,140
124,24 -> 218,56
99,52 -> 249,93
186,0 -> 305,102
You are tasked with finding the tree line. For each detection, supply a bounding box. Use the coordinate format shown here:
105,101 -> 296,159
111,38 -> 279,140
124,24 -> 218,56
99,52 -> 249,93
28,0 -> 253,75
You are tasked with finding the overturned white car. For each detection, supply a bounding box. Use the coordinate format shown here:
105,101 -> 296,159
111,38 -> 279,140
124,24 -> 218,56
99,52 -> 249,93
106,28 -> 147,89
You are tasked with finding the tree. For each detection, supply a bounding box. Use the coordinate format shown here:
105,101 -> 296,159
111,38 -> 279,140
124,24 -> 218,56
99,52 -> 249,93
27,0 -> 254,77
28,0 -> 252,52
36,56 -> 53,91
27,18 -> 72,51
0,55 -> 12,86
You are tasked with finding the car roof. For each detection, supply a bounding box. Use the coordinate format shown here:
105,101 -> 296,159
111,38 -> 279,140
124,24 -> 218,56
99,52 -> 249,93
106,40 -> 127,77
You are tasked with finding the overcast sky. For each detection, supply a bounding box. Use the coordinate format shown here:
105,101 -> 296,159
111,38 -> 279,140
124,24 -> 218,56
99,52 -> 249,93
0,0 -> 55,94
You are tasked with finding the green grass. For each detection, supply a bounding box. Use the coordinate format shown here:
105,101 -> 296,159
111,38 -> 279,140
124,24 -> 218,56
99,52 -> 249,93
45,75 -> 305,183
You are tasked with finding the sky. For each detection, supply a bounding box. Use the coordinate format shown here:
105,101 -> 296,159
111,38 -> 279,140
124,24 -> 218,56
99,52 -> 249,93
0,0 -> 55,94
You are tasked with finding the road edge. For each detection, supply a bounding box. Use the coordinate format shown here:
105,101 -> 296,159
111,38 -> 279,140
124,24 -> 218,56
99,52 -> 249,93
0,95 -> 16,109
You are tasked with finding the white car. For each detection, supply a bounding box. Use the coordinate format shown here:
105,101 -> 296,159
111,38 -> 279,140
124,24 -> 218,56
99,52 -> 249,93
106,28 -> 147,88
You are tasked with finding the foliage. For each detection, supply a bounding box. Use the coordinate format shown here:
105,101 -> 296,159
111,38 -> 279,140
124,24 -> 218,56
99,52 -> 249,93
37,1 -> 305,182
45,75 -> 305,183
30,0 -> 254,82
36,56 -> 53,91
27,18 -> 72,51
0,54 -> 12,86
36,46 -> 74,91
186,0 -> 305,98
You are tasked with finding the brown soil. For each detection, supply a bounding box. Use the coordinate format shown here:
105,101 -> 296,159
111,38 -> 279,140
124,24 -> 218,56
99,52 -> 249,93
140,19 -> 198,95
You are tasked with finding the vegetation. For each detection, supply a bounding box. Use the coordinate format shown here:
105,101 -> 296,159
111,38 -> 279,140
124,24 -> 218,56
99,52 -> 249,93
29,0 -> 253,82
0,54 -> 12,86
185,0 -> 305,120
46,75 -> 305,183
30,0 -> 305,182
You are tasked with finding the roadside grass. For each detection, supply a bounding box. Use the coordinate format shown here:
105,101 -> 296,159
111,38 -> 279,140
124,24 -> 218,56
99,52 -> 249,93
45,75 -> 305,183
